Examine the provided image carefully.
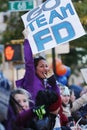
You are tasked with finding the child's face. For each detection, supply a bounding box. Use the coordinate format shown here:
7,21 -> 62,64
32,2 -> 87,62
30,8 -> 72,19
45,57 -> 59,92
14,93 -> 29,113
61,94 -> 70,105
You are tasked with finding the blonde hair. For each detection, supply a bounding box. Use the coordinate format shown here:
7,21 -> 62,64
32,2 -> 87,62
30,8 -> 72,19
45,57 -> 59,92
11,88 -> 34,104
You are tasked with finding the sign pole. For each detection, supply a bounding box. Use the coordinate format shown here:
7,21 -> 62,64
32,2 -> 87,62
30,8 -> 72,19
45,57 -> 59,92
52,48 -> 56,74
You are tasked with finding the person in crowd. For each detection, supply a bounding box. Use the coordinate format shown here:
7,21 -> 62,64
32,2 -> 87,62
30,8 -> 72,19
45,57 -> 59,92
71,86 -> 87,125
5,87 -> 70,130
16,28 -> 60,101
35,89 -> 72,130
0,94 -> 10,129
0,71 -> 11,90
60,85 -> 82,130
69,86 -> 87,112
5,88 -> 34,130
72,104 -> 87,126
60,86 -> 72,118
60,83 -> 87,113
69,84 -> 83,99
60,84 -> 87,129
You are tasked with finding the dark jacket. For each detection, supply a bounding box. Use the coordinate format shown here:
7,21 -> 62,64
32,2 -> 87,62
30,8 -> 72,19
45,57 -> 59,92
5,104 -> 70,130
72,104 -> 87,125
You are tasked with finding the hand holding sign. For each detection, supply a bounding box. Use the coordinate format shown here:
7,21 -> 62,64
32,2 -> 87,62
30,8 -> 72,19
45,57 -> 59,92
22,27 -> 29,39
21,0 -> 86,54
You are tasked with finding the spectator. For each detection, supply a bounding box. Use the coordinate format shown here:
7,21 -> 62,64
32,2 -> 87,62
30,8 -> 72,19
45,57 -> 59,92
35,89 -> 71,130
5,88 -> 70,130
60,86 -> 72,118
16,28 -> 60,101
5,88 -> 34,130
71,87 -> 87,125
0,71 -> 11,90
60,86 -> 82,129
0,93 -> 10,126
69,84 -> 82,99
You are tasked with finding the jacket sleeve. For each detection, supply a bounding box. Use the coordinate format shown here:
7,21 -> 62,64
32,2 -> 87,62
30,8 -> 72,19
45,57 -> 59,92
16,39 -> 35,92
23,39 -> 35,91
15,109 -> 34,126
71,93 -> 87,112
72,111 -> 87,125
47,75 -> 60,95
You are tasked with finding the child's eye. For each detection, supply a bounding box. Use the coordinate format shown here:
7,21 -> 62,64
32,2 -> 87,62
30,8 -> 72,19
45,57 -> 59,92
23,99 -> 27,102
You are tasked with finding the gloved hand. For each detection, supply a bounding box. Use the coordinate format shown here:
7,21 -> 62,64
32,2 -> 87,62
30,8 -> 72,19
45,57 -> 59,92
47,74 -> 57,87
32,105 -> 46,120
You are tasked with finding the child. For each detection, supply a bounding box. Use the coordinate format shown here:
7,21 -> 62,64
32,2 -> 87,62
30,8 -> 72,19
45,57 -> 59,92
5,88 -> 34,130
34,89 -> 71,130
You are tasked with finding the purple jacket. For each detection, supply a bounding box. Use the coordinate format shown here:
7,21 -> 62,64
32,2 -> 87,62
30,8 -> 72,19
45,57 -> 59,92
16,39 -> 60,101
5,105 -> 33,130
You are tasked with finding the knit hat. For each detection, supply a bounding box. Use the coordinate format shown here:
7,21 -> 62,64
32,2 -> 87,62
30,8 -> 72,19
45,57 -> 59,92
36,90 -> 62,112
49,96 -> 62,112
62,86 -> 70,96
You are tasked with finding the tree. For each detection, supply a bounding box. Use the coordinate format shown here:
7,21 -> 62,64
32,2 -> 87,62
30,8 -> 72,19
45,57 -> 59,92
2,12 -> 25,44
0,0 -> 27,44
0,0 -> 8,12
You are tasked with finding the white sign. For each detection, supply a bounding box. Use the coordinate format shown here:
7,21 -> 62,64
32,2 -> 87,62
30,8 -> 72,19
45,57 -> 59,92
21,0 -> 86,54
80,68 -> 87,84
56,42 -> 70,54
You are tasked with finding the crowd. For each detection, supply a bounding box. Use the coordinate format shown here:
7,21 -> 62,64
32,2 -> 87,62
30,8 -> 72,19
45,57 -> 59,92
0,28 -> 87,130
0,71 -> 11,91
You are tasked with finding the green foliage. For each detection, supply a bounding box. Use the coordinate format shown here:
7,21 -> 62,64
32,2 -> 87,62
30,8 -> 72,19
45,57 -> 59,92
0,1 -> 27,44
2,12 -> 25,44
61,47 -> 87,70
70,35 -> 87,49
73,0 -> 87,26
0,0 -> 8,12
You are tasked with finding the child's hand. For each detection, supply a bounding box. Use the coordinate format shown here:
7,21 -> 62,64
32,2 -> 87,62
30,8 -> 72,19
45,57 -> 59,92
71,125 -> 82,130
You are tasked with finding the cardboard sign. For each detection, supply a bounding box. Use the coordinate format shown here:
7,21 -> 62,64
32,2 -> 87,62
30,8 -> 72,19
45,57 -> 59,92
80,68 -> 87,84
21,0 -> 86,54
